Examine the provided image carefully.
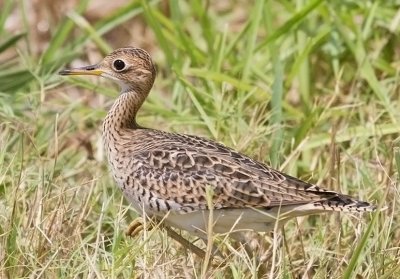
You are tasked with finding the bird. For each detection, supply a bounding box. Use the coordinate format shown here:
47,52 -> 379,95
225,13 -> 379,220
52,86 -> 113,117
59,47 -> 376,255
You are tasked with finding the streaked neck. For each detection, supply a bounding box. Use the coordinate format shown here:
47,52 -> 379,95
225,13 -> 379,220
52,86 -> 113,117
102,90 -> 147,146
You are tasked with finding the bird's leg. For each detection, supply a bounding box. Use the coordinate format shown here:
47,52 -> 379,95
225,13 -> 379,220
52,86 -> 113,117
125,217 -> 208,260
163,226 -> 207,259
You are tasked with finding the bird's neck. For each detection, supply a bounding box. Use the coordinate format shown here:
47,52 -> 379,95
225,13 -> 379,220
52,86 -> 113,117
102,90 -> 147,146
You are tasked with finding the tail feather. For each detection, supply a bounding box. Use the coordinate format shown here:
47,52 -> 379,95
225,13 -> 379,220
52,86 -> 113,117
282,174 -> 378,212
312,194 -> 377,212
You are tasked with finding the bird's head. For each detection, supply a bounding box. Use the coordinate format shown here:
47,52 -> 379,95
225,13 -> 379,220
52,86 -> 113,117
59,47 -> 156,94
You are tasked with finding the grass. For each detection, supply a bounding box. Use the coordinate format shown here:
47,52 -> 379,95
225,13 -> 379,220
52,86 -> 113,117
0,0 -> 399,278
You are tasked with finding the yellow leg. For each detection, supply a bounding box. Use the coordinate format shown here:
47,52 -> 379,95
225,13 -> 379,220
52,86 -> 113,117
125,217 -> 207,260
125,217 -> 157,238
163,226 -> 206,259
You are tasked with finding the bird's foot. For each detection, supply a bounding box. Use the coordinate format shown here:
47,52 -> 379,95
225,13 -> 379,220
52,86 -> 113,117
125,216 -> 159,238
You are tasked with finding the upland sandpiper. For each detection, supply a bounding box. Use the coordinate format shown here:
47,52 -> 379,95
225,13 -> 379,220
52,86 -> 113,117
59,47 -> 376,255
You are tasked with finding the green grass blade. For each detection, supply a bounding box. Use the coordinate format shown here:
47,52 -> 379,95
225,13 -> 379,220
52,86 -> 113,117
394,147 -> 400,178
334,15 -> 398,124
256,0 -> 324,50
303,123 -> 400,150
187,68 -> 266,94
242,0 -> 264,81
93,1 -> 159,35
41,0 -> 90,64
66,11 -> 112,54
0,0 -> 14,34
342,210 -> 381,279
0,33 -> 25,53
141,0 -> 174,64
265,0 -> 284,167
177,76 -> 217,138
0,70 -> 34,92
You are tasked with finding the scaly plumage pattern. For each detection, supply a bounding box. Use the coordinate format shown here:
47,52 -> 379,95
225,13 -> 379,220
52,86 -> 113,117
60,47 -> 376,240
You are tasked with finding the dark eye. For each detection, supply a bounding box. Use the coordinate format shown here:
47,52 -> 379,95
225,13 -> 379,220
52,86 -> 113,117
113,59 -> 126,71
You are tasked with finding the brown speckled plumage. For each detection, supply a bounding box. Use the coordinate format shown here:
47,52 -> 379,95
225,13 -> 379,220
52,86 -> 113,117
60,47 -> 376,240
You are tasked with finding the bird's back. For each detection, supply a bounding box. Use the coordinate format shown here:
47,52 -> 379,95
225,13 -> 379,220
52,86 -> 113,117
109,128 -> 375,223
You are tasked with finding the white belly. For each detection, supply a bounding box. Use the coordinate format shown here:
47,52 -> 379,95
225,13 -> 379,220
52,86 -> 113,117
162,203 -> 326,239
163,208 -> 278,238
